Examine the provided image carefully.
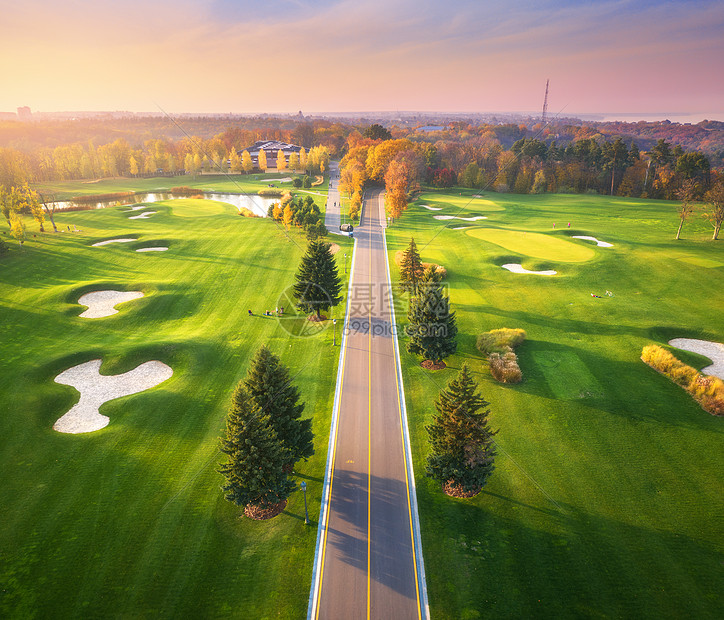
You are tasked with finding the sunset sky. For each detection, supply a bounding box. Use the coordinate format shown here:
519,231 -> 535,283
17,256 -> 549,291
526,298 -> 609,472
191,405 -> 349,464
2,0 -> 723,119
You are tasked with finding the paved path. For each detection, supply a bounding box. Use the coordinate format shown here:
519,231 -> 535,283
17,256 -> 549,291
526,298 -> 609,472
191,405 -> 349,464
309,189 -> 428,619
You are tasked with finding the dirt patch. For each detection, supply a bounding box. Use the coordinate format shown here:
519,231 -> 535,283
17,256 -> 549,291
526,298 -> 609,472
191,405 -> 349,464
129,211 -> 157,220
572,235 -> 613,248
53,359 -> 173,433
78,290 -> 144,318
92,238 -> 136,247
668,338 -> 724,379
442,480 -> 481,498
502,263 -> 557,276
244,499 -> 287,520
421,360 -> 447,370
329,243 -> 341,255
308,314 -> 328,322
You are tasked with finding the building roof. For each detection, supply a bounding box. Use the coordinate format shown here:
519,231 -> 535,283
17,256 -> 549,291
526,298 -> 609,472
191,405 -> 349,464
240,140 -> 303,155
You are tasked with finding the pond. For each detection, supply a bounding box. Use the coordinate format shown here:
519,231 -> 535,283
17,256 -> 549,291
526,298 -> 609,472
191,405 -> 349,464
50,191 -> 280,217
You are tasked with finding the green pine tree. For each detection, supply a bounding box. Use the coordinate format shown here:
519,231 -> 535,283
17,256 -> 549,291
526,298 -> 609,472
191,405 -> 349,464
292,240 -> 342,319
399,237 -> 424,295
406,267 -> 457,364
426,364 -> 496,495
243,346 -> 314,469
218,383 -> 295,511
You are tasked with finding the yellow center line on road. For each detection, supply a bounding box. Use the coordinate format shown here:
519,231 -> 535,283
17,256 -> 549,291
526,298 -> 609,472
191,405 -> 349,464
313,233 -> 355,620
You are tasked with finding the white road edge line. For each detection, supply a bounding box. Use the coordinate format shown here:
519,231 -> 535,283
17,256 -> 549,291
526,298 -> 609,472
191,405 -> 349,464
382,203 -> 430,619
307,207 -> 360,620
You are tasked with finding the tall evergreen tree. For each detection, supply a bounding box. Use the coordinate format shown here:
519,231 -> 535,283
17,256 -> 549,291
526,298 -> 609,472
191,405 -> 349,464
218,383 -> 295,513
399,237 -> 424,295
426,364 -> 496,496
243,346 -> 314,468
292,241 -> 342,319
406,267 -> 457,365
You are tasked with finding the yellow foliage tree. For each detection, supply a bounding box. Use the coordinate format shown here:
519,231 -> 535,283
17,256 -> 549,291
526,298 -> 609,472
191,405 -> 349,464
241,150 -> 253,174
258,149 -> 267,172
283,204 -> 294,228
277,150 -> 287,172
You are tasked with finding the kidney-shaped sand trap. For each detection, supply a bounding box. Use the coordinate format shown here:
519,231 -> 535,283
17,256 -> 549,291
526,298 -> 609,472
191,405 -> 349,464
78,290 -> 144,318
91,238 -> 136,247
502,263 -> 557,276
136,247 -> 168,252
53,359 -> 173,433
129,211 -> 157,220
434,215 -> 487,221
668,338 -> 724,379
127,205 -> 148,211
572,235 -> 613,248
420,205 -> 443,211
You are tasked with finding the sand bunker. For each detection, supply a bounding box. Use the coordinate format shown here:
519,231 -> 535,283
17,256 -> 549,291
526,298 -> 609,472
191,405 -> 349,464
434,215 -> 487,221
502,263 -> 557,276
421,205 -> 443,211
129,211 -> 157,220
78,290 -> 144,318
92,238 -> 136,247
668,338 -> 724,379
136,247 -> 168,252
452,226 -> 470,230
128,205 -> 148,211
53,359 -> 173,433
572,235 -> 613,247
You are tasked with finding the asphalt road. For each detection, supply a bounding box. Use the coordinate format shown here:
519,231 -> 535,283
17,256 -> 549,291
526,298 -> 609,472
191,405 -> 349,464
311,189 -> 426,619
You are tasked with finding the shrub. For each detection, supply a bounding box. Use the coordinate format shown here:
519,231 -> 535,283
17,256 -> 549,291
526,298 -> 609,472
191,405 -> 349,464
422,262 -> 447,279
641,344 -> 724,416
238,207 -> 258,218
494,183 -> 509,193
489,350 -> 522,383
476,328 -> 526,355
292,177 -> 302,188
258,188 -> 285,197
170,186 -> 198,195
302,175 -> 311,188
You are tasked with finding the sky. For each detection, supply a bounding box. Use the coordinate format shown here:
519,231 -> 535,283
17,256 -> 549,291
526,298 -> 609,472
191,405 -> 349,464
2,0 -> 723,119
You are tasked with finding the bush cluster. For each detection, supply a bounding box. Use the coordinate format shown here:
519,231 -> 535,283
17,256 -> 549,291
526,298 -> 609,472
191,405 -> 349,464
478,328 -> 526,384
641,345 -> 724,416
476,328 -> 526,355
169,186 -> 198,195
267,195 -> 327,240
489,351 -> 522,383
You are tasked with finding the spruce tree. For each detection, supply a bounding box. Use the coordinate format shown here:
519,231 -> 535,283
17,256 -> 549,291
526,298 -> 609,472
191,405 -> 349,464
426,364 -> 496,496
406,267 -> 457,365
243,346 -> 314,469
292,240 -> 342,319
399,237 -> 424,295
218,383 -> 295,511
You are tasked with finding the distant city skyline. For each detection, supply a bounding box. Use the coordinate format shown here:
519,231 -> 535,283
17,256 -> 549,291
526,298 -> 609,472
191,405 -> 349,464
2,0 -> 722,120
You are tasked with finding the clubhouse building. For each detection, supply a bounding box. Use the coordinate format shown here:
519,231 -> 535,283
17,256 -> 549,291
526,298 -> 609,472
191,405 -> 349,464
238,140 -> 304,170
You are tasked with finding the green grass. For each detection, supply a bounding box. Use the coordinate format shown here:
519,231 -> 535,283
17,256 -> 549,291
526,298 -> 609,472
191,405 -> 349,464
466,228 -> 596,263
0,195 -> 349,618
387,190 -> 724,619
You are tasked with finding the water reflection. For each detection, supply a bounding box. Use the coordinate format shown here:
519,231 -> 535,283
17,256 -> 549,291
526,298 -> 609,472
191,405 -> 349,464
51,191 -> 279,217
